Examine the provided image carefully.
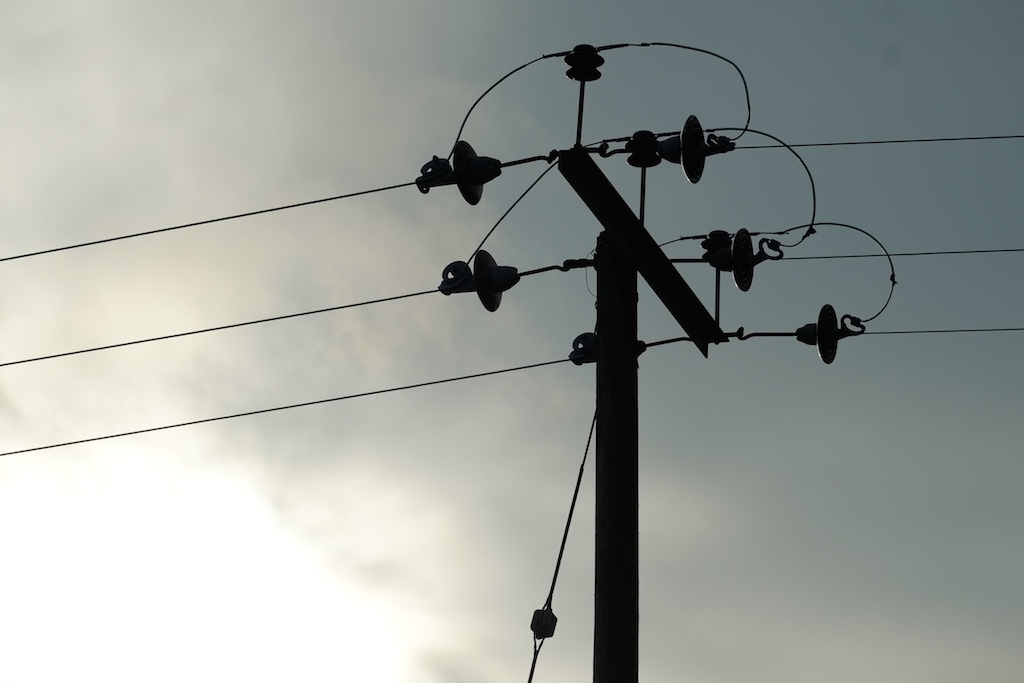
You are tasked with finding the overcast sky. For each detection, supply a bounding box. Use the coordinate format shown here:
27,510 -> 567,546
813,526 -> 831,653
1,2 -> 1022,682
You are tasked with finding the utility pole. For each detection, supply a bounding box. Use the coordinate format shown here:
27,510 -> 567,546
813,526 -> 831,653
559,145 -> 725,683
418,41 -> 879,683
593,228 -> 639,683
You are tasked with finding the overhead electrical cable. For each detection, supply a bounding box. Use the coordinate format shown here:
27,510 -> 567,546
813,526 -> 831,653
2,255 -> 594,370
450,39 -> 752,160
0,181 -> 417,264
447,52 -> 567,161
467,160 -> 559,263
783,247 -> 1024,260
465,137 -> 609,263
863,327 -> 1024,336
709,127 -> 817,233
540,410 -> 595,610
3,252 -> 595,369
735,133 -> 1024,149
5,241 -> 1017,369
646,327 -> 1024,352
0,289 -> 438,369
0,358 -> 572,458
464,135 -> 622,264
627,41 -> 752,140
527,407 -> 597,683
754,221 -> 896,323
661,229 -> 1024,261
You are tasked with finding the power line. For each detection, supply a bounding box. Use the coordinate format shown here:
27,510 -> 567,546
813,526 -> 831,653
0,181 -> 417,265
0,289 -> 438,369
735,133 -> 1024,150
1,253 -> 590,370
0,256 -> 584,369
646,326 -> 1024,350
864,327 -> 1024,336
5,133 -> 1018,267
4,185 -> 1007,369
668,242 -> 1023,260
707,127 -> 817,238
784,247 -> 1024,260
4,241 -> 1019,370
467,161 -> 559,263
450,40 -> 754,161
527,407 -> 596,683
0,357 -> 572,458
448,53 -> 561,161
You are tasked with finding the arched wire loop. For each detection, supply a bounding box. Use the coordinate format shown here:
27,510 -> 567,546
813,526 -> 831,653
449,40 -> 751,162
753,221 -> 897,323
447,52 -> 567,161
706,127 -> 817,235
596,42 -> 751,140
592,126 -> 813,236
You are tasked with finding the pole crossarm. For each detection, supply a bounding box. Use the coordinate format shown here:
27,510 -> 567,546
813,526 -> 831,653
557,147 -> 726,357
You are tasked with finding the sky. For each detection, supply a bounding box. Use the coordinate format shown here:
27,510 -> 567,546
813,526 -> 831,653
1,2 -> 1022,682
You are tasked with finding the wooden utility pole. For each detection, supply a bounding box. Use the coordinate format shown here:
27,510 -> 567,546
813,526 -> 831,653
559,146 -> 725,683
593,228 -> 640,683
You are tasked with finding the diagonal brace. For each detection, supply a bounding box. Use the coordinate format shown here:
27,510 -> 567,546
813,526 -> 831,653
558,147 -> 726,357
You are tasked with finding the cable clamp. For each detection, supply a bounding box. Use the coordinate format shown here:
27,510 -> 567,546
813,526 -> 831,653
438,261 -> 474,294
705,133 -> 735,156
759,238 -> 784,260
841,314 -> 865,336
560,258 -> 594,271
531,607 -> 558,640
416,156 -> 456,194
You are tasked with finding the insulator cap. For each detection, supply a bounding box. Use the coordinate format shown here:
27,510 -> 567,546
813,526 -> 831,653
666,115 -> 736,183
795,304 -> 841,364
625,130 -> 662,168
454,140 -> 502,206
564,44 -> 604,82
474,250 -> 520,312
732,228 -> 755,291
701,230 -> 733,270
680,115 -> 707,183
